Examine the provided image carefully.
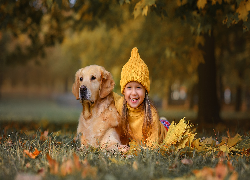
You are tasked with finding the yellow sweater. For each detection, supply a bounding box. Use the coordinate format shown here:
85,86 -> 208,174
113,92 -> 167,147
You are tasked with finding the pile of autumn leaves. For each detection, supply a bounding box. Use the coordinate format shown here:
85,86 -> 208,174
1,118 -> 249,180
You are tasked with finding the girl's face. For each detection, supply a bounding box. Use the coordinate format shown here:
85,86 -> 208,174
123,81 -> 146,108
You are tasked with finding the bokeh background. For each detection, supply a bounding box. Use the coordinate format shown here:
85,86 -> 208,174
0,0 -> 250,133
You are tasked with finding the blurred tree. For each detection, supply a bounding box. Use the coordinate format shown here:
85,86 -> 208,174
215,24 -> 250,111
123,0 -> 250,124
1,0 -> 250,124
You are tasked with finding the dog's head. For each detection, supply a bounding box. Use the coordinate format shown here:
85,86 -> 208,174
72,65 -> 115,103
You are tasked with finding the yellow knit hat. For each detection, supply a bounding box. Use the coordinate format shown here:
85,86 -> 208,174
120,47 -> 150,93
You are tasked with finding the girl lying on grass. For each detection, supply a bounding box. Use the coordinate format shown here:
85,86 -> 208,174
114,47 -> 170,148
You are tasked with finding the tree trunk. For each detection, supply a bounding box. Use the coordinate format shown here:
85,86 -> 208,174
197,32 -> 221,124
189,83 -> 198,110
235,85 -> 242,111
235,70 -> 244,112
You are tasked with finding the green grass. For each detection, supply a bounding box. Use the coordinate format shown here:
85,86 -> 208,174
0,97 -> 81,123
0,129 -> 250,180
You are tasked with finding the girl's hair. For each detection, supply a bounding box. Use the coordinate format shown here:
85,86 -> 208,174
121,91 -> 155,144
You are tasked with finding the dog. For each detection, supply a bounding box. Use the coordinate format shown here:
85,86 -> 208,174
72,65 -> 121,150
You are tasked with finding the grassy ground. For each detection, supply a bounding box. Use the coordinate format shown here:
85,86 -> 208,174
0,97 -> 250,179
1,126 -> 249,180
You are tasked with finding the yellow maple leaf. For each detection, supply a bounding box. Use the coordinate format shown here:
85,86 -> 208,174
133,0 -> 156,18
142,6 -> 148,16
220,145 -> 229,153
133,1 -> 143,19
236,0 -> 250,21
227,134 -> 242,147
197,0 -> 207,9
177,0 -> 188,6
212,0 -> 222,5
192,138 -> 204,151
163,118 -> 197,149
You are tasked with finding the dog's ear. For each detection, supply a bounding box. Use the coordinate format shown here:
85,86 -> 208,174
72,69 -> 81,100
99,68 -> 115,98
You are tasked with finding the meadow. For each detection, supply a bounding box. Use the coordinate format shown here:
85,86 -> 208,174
0,97 -> 249,180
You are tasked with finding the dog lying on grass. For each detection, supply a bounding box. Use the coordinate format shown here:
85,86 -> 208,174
72,65 -> 121,150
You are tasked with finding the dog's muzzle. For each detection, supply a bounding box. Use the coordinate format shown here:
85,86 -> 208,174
79,85 -> 88,100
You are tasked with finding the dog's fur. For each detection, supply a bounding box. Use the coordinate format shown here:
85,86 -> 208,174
72,65 -> 121,150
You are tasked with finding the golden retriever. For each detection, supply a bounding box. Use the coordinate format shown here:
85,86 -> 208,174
72,65 -> 121,150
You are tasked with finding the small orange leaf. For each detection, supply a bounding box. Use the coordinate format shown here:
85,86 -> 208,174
24,148 -> 41,159
73,153 -> 82,170
47,154 -> 59,174
60,159 -> 74,176
215,162 -> 228,180
40,130 -> 49,141
81,159 -> 97,179
193,167 -> 214,179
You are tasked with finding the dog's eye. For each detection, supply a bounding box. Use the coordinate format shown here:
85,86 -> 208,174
91,76 -> 96,80
80,77 -> 83,81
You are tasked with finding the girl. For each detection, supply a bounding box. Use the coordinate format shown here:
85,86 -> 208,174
114,47 -> 168,147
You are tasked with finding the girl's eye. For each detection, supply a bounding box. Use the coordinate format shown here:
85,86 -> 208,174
80,77 -> 83,81
137,86 -> 141,89
91,76 -> 96,80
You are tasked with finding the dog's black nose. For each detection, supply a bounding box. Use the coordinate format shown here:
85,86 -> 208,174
79,85 -> 87,100
80,85 -> 87,91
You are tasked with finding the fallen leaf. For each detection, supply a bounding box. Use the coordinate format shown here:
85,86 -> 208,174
81,159 -> 97,179
46,154 -> 59,174
73,153 -> 81,170
24,148 -> 41,159
40,130 -> 49,141
132,161 -> 138,170
60,159 -> 74,176
191,138 -> 203,151
219,145 -> 229,154
15,173 -> 42,180
228,134 -> 242,147
181,158 -> 193,165
215,162 -> 228,180
193,166 -> 214,179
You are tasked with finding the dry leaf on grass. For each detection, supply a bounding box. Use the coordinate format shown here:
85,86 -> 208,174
24,148 -> 41,159
46,153 -> 97,178
46,154 -> 59,174
192,161 -> 238,180
181,158 -> 193,165
163,118 -> 197,149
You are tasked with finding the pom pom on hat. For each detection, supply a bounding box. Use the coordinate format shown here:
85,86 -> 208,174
120,47 -> 150,93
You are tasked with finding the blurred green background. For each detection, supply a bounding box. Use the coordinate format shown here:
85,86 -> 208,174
0,0 -> 250,131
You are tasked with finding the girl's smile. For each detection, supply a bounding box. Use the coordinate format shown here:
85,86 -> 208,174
123,81 -> 146,108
